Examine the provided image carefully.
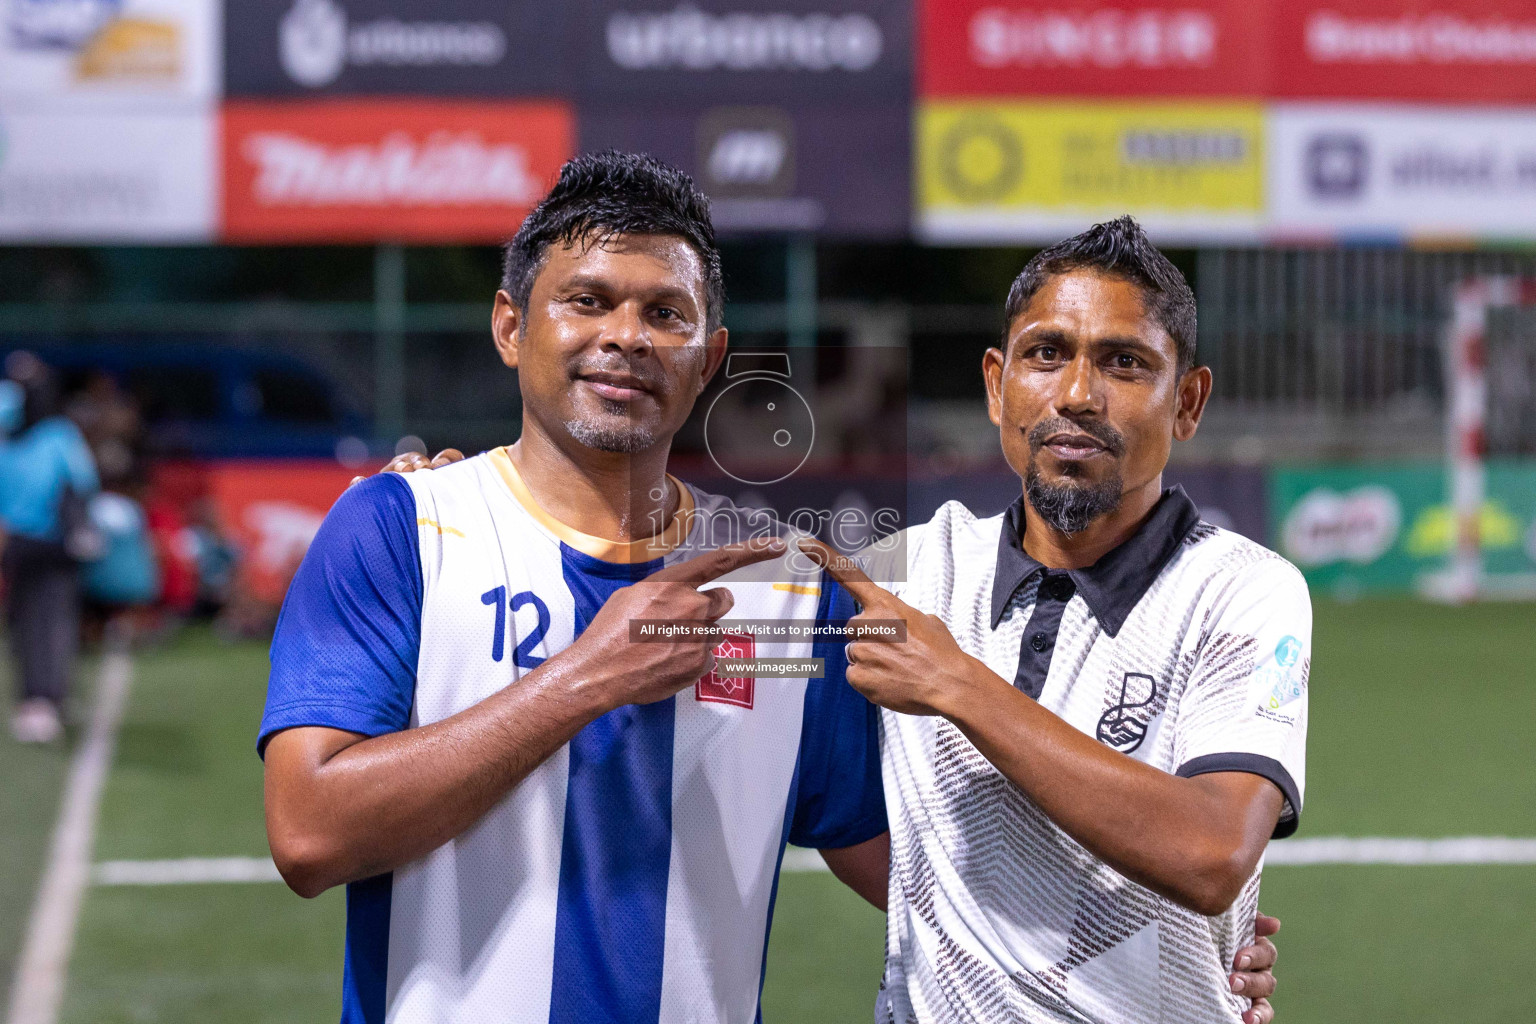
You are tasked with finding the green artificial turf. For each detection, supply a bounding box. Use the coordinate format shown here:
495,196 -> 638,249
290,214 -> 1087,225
1298,599 -> 1536,837
23,600 -> 1535,1023
0,652 -> 95,1010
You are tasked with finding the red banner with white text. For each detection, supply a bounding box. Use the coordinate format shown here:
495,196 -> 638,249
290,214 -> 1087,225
221,99 -> 574,242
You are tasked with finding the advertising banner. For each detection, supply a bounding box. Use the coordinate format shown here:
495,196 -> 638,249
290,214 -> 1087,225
224,0 -> 563,97
1270,105 -> 1536,240
1275,1 -> 1536,104
1270,461 -> 1536,594
575,1 -> 911,237
0,107 -> 214,241
580,102 -> 908,236
220,99 -> 574,243
0,0 -> 219,105
918,0 -> 1267,99
203,460 -> 356,605
574,0 -> 910,106
917,100 -> 1264,242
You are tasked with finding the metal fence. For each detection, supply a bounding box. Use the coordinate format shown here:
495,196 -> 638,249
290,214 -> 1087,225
1192,247 -> 1536,460
6,245 -> 1536,462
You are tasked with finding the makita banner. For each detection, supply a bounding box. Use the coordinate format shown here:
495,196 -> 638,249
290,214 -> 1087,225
224,0 -> 565,96
1275,1 -> 1536,103
918,0 -> 1267,98
220,99 -> 573,242
580,102 -> 908,237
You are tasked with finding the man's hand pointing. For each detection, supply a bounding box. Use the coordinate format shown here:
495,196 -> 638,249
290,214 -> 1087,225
797,538 -> 992,717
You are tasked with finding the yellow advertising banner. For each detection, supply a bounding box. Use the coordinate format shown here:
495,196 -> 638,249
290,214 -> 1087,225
918,101 -> 1265,228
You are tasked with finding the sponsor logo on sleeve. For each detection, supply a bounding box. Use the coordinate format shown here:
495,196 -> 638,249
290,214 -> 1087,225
1257,635 -> 1306,722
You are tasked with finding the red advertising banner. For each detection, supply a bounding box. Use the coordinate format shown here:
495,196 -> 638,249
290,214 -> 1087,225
919,0 -> 1270,98
221,99 -> 574,242
204,460 -> 357,605
1275,1 -> 1536,103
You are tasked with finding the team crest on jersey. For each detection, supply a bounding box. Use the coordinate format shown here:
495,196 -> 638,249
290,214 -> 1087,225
1096,672 -> 1158,753
695,633 -> 756,709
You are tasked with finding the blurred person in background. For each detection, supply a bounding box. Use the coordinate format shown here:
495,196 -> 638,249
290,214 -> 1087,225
183,497 -> 239,617
80,482 -> 161,642
0,352 -> 99,744
67,369 -> 143,490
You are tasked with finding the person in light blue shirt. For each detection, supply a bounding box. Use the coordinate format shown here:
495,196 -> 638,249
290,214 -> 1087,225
0,354 -> 99,744
82,490 -> 160,610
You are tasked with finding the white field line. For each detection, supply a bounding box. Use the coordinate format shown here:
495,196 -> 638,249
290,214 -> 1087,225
1266,836 -> 1536,866
94,857 -> 282,886
78,836 -> 1536,891
6,647 -> 133,1024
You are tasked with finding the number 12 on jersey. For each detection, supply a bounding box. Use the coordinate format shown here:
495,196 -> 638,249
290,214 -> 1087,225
480,586 -> 550,669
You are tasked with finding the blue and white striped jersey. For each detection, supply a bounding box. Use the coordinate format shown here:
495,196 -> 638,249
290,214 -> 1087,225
260,448 -> 885,1024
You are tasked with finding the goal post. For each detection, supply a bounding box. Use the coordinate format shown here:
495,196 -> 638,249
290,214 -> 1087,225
1421,277 -> 1536,602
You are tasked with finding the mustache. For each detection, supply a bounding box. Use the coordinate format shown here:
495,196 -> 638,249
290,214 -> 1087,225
568,355 -> 675,396
1027,416 -> 1126,456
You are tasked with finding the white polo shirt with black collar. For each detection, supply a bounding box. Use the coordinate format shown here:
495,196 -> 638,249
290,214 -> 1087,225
867,487 -> 1310,1024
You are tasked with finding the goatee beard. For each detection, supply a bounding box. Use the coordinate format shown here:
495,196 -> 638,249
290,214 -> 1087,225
1024,463 -> 1123,535
565,414 -> 658,453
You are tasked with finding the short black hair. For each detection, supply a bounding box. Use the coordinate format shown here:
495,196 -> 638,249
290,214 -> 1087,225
500,151 -> 725,334
1003,215 -> 1198,373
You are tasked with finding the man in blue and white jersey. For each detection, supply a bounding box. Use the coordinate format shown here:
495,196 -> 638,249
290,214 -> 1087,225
259,153 -> 889,1024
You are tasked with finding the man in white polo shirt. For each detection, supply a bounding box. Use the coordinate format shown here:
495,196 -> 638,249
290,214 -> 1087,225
803,215 -> 1308,1024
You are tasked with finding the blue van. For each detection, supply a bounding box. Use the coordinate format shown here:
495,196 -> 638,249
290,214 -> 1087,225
0,340 -> 368,458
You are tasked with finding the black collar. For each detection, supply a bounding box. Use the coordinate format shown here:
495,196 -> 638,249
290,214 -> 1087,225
990,486 -> 1202,637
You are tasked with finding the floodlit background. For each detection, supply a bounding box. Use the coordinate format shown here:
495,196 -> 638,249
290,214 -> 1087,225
3,1 -> 1535,1022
